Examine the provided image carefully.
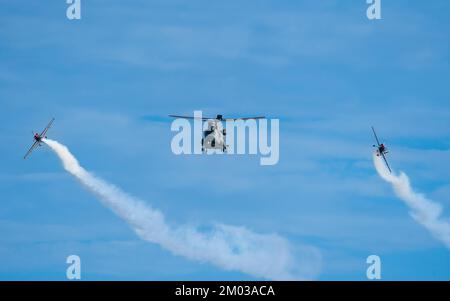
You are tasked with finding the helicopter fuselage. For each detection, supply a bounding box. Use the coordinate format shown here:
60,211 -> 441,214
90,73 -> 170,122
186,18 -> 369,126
202,119 -> 227,152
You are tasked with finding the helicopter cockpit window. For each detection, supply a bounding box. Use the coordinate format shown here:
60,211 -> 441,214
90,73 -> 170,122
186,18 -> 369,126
203,130 -> 213,137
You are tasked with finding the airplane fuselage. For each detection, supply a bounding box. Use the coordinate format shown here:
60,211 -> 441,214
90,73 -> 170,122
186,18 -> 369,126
34,133 -> 42,142
375,143 -> 388,157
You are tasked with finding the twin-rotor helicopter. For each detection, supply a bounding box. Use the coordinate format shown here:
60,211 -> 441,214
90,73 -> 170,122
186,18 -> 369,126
169,114 -> 265,153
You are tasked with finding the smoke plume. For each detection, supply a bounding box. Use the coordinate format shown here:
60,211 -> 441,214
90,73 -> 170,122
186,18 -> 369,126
373,153 -> 450,248
43,138 -> 321,279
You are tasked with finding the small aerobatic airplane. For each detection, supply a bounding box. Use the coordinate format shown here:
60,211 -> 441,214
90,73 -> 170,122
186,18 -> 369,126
24,118 -> 55,159
371,126 -> 392,173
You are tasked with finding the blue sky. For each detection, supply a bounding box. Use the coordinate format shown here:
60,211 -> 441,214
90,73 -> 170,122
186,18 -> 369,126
1,0 -> 450,280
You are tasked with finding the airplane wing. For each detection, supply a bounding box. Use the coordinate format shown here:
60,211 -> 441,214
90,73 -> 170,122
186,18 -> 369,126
39,118 -> 55,137
371,126 -> 381,146
380,152 -> 392,173
23,141 -> 39,159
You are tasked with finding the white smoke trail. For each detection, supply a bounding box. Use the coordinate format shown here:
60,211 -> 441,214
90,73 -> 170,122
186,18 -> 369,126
373,153 -> 450,248
43,139 -> 321,279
